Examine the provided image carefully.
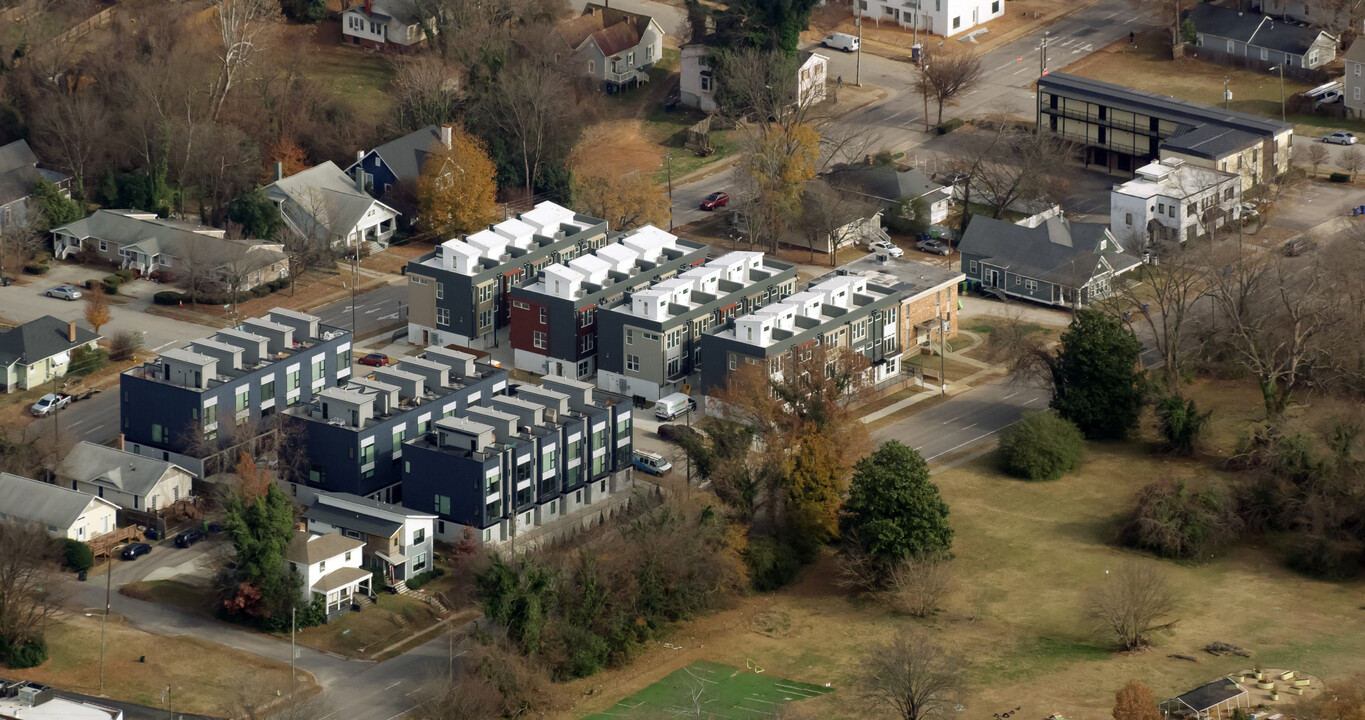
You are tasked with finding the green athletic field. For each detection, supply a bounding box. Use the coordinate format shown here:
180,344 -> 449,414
583,660 -> 832,719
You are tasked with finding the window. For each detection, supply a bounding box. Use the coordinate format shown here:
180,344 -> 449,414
392,427 -> 405,452
952,15 -> 960,29
486,471 -> 499,495
645,45 -> 653,61
728,354 -> 737,370
477,283 -> 494,303
434,494 -> 451,514
203,403 -> 218,426
413,528 -> 425,544
1356,64 -> 1362,78
583,334 -> 595,352
580,307 -> 595,326
1260,47 -> 1268,61
626,354 -> 640,372
1187,204 -> 1196,218
1356,87 -> 1362,101
152,423 -> 166,443
1224,187 -> 1235,200
235,388 -> 249,412
533,331 -> 547,349
1226,40 -> 1234,52
1024,279 -> 1039,291
360,444 -> 375,465
667,356 -> 681,377
435,282 -> 444,300
542,448 -> 557,473
1157,202 -> 1164,214
625,328 -> 633,345
700,72 -> 712,92
345,551 -> 352,562
539,308 -> 548,324
99,240 -> 108,252
969,260 -> 979,273
1125,212 -> 1132,226
479,309 -> 494,329
412,553 -> 427,572
288,369 -> 300,391
436,307 -> 450,326
262,378 -> 275,399
319,560 -> 326,572
991,0 -> 999,11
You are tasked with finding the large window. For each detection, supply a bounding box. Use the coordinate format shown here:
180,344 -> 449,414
436,307 -> 450,326
625,354 -> 640,372
533,331 -> 547,349
434,494 -> 451,514
479,309 -> 494,329
203,403 -> 218,426
235,388 -> 249,412
392,427 -> 406,452
337,347 -> 350,368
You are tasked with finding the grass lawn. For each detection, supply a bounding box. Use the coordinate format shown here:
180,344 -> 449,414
301,34 -> 396,126
288,593 -> 441,659
583,661 -> 832,719
4,612 -> 306,716
903,353 -> 983,382
562,378 -> 1365,719
120,580 -> 216,614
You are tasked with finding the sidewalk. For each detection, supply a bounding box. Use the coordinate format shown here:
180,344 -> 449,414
859,329 -> 1000,424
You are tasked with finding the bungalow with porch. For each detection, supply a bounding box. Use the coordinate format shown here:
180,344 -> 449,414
0,317 -> 101,393
303,491 -> 436,591
287,530 -> 372,618
264,162 -> 400,252
957,215 -> 1141,308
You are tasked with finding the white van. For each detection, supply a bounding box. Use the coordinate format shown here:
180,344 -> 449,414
633,449 -> 673,476
654,392 -> 697,420
821,33 -> 859,52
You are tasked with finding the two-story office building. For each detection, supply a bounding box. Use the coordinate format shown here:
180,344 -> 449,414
1110,157 -> 1242,246
120,308 -> 352,477
508,225 -> 708,381
406,202 -> 609,349
596,251 -> 798,403
1037,73 -> 1293,189
284,347 -> 509,504
698,274 -> 906,396
402,376 -> 633,546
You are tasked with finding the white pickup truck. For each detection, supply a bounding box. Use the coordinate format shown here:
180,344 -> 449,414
31,393 -> 72,416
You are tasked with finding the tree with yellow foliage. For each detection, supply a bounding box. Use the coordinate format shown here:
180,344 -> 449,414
738,122 -> 820,252
84,286 -> 110,335
1112,680 -> 1160,720
572,172 -> 670,231
417,124 -> 499,239
261,139 -> 309,184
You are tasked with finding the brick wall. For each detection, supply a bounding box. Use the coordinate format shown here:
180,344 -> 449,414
899,283 -> 959,353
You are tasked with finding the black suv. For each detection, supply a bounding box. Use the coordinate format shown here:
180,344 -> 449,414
175,529 -> 206,548
121,543 -> 152,561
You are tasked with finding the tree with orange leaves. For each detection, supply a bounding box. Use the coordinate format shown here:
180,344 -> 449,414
417,124 -> 498,239
262,139 -> 309,183
83,286 -> 110,335
1112,680 -> 1160,720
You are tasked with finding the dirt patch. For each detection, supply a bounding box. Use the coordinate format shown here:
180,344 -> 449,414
571,120 -> 667,181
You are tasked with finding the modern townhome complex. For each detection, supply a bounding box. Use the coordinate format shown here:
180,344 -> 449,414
698,273 -> 905,395
303,491 -> 436,591
1037,73 -> 1293,188
596,251 -> 798,403
402,376 -> 634,546
1110,157 -> 1242,246
406,202 -> 610,349
508,225 -> 709,381
284,347 -> 509,504
821,254 -> 965,358
119,308 -> 353,476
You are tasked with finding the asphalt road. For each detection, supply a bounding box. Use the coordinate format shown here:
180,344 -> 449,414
873,375 -> 1051,462
312,283 -> 408,340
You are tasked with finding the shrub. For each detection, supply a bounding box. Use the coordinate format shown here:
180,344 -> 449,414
102,281 -> 119,295
405,567 -> 446,591
62,539 -> 94,572
72,346 -> 109,375
154,269 -> 178,284
102,274 -> 122,286
154,290 -> 188,305
23,263 -> 49,275
745,535 -> 806,591
33,251 -> 52,264
997,412 -> 1086,481
113,269 -> 135,283
251,285 -> 271,298
295,596 -> 327,629
0,636 -> 48,669
1330,172 -> 1351,182
936,118 -> 964,135
109,330 -> 145,361
1155,394 -> 1211,455
1120,478 -> 1242,560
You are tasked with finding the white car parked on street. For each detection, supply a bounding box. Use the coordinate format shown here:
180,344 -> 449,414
869,240 -> 903,257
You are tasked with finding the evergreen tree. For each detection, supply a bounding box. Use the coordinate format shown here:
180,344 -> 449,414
228,186 -> 283,240
840,441 -> 953,566
28,178 -> 82,231
222,481 -> 299,623
1050,309 -> 1146,440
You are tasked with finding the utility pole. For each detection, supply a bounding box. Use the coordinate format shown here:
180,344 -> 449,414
920,59 -> 931,132
937,292 -> 945,397
350,244 -> 360,336
290,606 -> 296,695
855,17 -> 863,87
665,153 -> 674,231
99,552 -> 111,692
1270,64 -> 1285,121
1039,31 -> 1049,79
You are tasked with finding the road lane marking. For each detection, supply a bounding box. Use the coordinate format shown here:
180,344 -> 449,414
1003,391 -> 1018,399
1023,397 -> 1040,405
962,423 -> 977,430
384,681 -> 402,691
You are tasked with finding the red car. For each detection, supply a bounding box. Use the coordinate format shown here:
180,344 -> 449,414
699,192 -> 729,211
359,353 -> 389,367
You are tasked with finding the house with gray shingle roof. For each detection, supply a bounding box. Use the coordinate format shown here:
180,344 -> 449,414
829,163 -> 955,224
0,316 -> 101,393
958,215 -> 1140,308
0,473 -> 119,541
341,0 -> 431,52
264,161 -> 400,251
0,139 -> 69,234
560,4 -> 665,91
345,125 -> 454,227
1186,4 -> 1337,70
1344,40 -> 1365,118
57,441 -> 194,515
50,210 -> 287,287
304,490 -> 436,590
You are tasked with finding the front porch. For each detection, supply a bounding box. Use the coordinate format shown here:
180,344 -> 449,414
312,567 -> 373,619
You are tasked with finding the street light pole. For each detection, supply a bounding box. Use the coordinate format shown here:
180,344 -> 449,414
855,17 -> 862,87
665,153 -> 674,231
920,60 -> 931,132
1272,64 -> 1285,121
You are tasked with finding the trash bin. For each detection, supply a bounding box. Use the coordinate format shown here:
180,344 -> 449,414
0,276 -> 11,286
78,570 -> 88,582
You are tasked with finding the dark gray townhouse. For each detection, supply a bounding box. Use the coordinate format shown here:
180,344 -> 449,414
402,376 -> 633,545
508,225 -> 709,381
596,251 -> 797,402
698,274 -> 906,395
282,347 -> 509,504
405,202 -> 609,349
120,308 -> 352,477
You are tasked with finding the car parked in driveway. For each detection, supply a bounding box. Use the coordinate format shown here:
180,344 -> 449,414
46,285 -> 82,301
175,529 -> 205,548
916,238 -> 951,255
359,353 -> 389,367
699,192 -> 729,210
31,393 -> 71,417
121,543 -> 151,561
1283,238 -> 1314,256
657,424 -> 703,443
869,240 -> 903,257
1323,131 -> 1357,145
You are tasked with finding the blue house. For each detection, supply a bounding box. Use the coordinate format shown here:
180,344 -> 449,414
957,216 -> 1140,308
345,125 -> 451,212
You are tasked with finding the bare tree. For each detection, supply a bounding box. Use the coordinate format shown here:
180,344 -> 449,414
946,116 -> 1074,226
31,91 -> 110,202
0,519 -> 66,656
1085,562 -> 1179,651
391,55 -> 460,131
210,0 -> 279,122
856,630 -> 965,720
1128,0 -> 1188,52
1341,145 -> 1363,182
917,50 -> 984,125
410,664 -> 502,720
887,553 -> 956,618
477,39 -> 574,197
799,179 -> 877,265
1304,142 -> 1330,178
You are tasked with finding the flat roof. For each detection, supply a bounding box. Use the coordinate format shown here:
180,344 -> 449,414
1040,73 -> 1292,137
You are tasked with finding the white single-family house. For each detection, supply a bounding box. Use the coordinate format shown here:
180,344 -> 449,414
341,0 -> 431,52
264,162 -> 400,251
0,472 -> 119,541
1110,157 -> 1241,247
0,317 -> 102,394
57,441 -> 194,516
287,530 -> 372,617
559,4 -> 665,92
857,0 -> 1005,38
304,491 -> 436,590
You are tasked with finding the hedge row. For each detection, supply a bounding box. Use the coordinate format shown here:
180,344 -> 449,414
153,277 -> 290,306
936,118 -> 965,135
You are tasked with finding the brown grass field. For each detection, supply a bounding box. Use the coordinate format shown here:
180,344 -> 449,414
549,379 -> 1365,719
